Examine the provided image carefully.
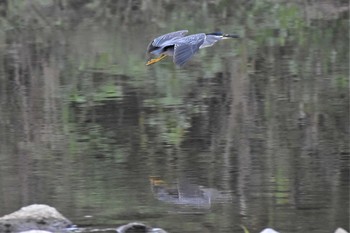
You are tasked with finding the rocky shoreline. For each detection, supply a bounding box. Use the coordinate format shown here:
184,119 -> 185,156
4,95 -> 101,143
0,204 -> 347,233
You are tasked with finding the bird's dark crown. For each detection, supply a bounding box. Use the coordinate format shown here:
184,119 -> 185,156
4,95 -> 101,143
206,32 -> 224,36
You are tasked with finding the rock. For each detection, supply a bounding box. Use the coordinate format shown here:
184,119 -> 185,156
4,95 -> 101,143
0,204 -> 72,233
20,231 -> 52,233
335,228 -> 349,233
116,222 -> 167,233
260,228 -> 280,233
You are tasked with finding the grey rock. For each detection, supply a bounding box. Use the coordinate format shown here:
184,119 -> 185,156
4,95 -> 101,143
0,204 -> 72,233
116,222 -> 167,233
20,231 -> 52,233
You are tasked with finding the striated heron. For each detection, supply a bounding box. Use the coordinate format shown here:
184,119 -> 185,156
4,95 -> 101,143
146,30 -> 239,67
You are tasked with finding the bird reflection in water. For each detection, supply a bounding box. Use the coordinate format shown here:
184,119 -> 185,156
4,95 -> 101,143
149,176 -> 232,209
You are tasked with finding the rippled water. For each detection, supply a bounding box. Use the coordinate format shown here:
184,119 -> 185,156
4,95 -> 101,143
0,1 -> 348,233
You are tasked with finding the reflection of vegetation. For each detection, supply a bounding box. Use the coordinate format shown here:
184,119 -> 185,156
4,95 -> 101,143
70,80 -> 123,103
0,0 -> 347,170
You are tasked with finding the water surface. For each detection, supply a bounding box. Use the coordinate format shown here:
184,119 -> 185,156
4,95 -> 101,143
0,1 -> 348,233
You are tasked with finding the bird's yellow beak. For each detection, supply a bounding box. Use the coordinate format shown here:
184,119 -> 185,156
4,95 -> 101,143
146,54 -> 167,66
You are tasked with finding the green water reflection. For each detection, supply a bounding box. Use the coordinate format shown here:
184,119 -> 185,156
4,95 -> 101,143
0,1 -> 348,233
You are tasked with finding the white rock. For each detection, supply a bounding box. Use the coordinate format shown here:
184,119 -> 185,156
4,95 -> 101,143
1,204 -> 68,221
335,228 -> 349,233
0,204 -> 71,232
260,228 -> 280,233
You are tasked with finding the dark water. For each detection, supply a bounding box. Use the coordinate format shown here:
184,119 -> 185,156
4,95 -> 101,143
0,1 -> 349,233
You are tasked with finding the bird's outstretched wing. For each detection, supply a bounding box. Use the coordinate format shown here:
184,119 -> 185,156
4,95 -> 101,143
173,33 -> 205,66
149,30 -> 188,49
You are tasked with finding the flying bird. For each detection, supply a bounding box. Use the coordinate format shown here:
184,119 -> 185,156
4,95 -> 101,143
146,30 -> 239,67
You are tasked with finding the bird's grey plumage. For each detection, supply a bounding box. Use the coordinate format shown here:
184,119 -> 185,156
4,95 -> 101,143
199,34 -> 224,48
151,30 -> 188,47
173,33 -> 205,66
148,30 -> 188,54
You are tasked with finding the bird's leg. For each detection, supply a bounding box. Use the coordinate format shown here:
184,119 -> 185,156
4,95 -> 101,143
146,54 -> 167,66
